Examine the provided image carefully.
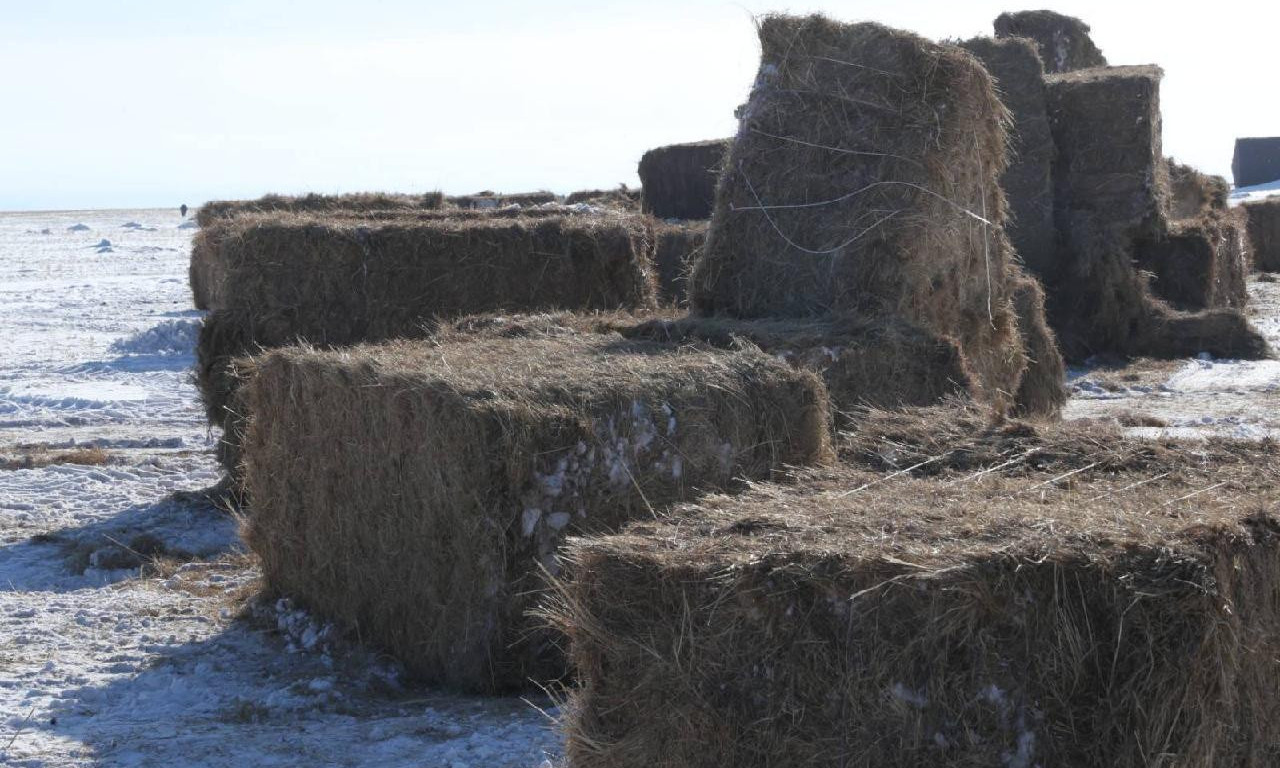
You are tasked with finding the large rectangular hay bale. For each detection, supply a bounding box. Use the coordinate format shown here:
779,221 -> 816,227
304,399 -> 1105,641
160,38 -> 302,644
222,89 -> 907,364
1233,137 -> 1280,189
637,139 -> 731,220
1243,197 -> 1280,272
993,10 -> 1107,73
691,16 -> 1026,408
241,335 -> 832,692
960,36 -> 1058,278
1136,210 -> 1249,311
447,190 -> 560,209
552,465 -> 1280,767
194,191 -> 445,228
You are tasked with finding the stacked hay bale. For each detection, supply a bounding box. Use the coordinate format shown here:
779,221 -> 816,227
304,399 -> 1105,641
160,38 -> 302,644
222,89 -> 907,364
196,210 -> 660,473
241,334 -> 831,691
1233,137 -> 1280,189
550,458 -> 1280,767
195,191 -> 446,229
1044,65 -> 1267,359
447,190 -> 560,209
1243,198 -> 1280,271
960,36 -> 1057,279
651,221 -> 707,306
564,186 -> 642,211
993,9 -> 1107,73
637,139 -> 731,220
689,16 -> 1063,416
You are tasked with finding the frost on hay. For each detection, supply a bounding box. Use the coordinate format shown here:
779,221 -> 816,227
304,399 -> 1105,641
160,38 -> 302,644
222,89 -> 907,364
239,334 -> 831,693
689,16 -> 1030,413
549,461 -> 1280,767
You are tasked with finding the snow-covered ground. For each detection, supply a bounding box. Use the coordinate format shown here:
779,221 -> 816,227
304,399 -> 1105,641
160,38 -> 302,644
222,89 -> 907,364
1230,178 -> 1280,205
0,210 -> 557,767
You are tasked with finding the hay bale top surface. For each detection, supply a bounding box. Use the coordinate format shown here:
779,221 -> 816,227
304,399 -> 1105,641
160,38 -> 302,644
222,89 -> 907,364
196,191 -> 445,227
257,334 -> 797,407
1044,63 -> 1162,86
578,458 -> 1276,571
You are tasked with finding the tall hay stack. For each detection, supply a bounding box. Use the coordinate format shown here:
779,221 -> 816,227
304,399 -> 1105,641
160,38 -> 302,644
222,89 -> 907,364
550,462 -> 1280,768
1233,137 -> 1280,189
960,36 -> 1058,279
993,10 -> 1107,74
1243,198 -> 1280,272
689,16 -> 1037,413
637,139 -> 731,221
1044,65 -> 1267,359
241,335 -> 831,692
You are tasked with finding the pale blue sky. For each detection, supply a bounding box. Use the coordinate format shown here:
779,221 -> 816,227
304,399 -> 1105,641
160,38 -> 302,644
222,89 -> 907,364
1,0 -> 1274,211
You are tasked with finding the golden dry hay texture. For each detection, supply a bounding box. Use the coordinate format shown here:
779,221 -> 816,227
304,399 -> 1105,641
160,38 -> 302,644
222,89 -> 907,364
240,334 -> 832,692
690,16 -> 1027,409
550,448 -> 1280,767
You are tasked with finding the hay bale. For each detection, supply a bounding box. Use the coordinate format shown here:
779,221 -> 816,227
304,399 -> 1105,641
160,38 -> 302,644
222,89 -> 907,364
690,17 -> 1026,409
1008,273 -> 1066,417
1135,210 -> 1249,311
194,191 -> 445,228
550,464 -> 1280,768
564,187 -> 642,211
637,139 -> 731,220
1233,137 -> 1280,188
652,221 -> 707,306
1165,159 -> 1229,221
447,190 -> 560,209
960,36 -> 1057,278
993,10 -> 1107,74
241,334 -> 832,692
623,316 -> 973,417
1243,198 -> 1280,272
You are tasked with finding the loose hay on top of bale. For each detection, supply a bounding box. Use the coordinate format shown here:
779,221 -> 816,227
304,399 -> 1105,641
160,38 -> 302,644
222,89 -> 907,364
1243,197 -> 1280,272
651,220 -> 707,306
636,139 -> 730,221
993,9 -> 1107,74
960,36 -> 1058,278
548,463 -> 1280,768
240,334 -> 832,692
564,186 -> 642,211
1165,158 -> 1229,221
447,190 -> 560,209
194,191 -> 445,228
690,16 -> 1027,409
1233,137 -> 1280,189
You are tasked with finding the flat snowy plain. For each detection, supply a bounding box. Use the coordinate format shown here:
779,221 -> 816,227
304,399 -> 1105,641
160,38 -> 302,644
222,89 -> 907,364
1,201 -> 1277,766
0,210 -> 557,767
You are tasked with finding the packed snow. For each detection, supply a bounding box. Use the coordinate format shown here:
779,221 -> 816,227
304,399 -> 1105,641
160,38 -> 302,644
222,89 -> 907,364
1230,177 -> 1280,205
0,209 -> 558,767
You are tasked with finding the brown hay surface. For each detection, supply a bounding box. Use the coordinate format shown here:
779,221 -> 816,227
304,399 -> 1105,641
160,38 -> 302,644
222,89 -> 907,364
993,9 -> 1107,73
691,16 -> 1026,408
1136,209 -> 1250,311
960,36 -> 1057,279
623,315 -> 974,418
1008,272 -> 1066,417
651,220 -> 707,306
637,139 -> 730,220
447,190 -> 560,209
195,191 -> 445,228
1165,159 -> 1229,221
564,187 -> 642,211
1243,197 -> 1280,272
240,334 -> 832,692
552,454 -> 1280,767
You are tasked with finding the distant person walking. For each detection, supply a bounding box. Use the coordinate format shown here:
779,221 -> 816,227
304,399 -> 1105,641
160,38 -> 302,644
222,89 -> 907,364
180,204 -> 188,218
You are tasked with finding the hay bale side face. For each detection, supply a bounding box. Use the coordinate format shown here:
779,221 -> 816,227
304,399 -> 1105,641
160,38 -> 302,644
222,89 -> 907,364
1244,198 -> 1280,272
993,10 -> 1107,74
637,140 -> 731,220
1233,137 -> 1280,189
216,213 -> 658,345
652,221 -> 707,306
960,36 -> 1057,280
1009,273 -> 1066,417
691,16 -> 1025,407
623,316 -> 974,417
195,191 -> 445,227
552,467 -> 1280,767
1135,211 -> 1249,312
241,336 -> 831,692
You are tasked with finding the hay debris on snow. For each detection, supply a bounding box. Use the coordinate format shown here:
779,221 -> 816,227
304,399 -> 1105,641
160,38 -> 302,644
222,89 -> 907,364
637,140 -> 731,221
993,10 -> 1107,74
550,460 -> 1280,767
690,16 -> 1027,410
240,334 -> 832,692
